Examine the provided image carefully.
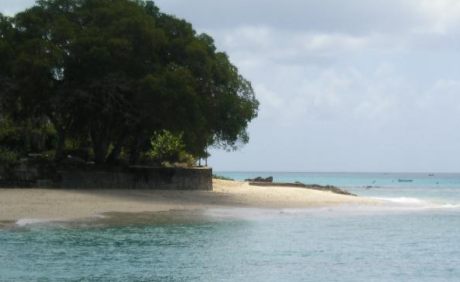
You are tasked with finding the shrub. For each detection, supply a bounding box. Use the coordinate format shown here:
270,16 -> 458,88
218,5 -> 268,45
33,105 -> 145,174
0,147 -> 19,165
178,151 -> 196,167
149,130 -> 185,164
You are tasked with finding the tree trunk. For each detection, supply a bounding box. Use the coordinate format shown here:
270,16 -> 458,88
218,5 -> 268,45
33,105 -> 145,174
129,133 -> 148,165
54,128 -> 66,162
107,135 -> 125,164
93,142 -> 108,164
91,129 -> 109,164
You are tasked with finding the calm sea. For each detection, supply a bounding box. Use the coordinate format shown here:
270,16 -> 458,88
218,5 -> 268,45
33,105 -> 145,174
1,172 -> 460,281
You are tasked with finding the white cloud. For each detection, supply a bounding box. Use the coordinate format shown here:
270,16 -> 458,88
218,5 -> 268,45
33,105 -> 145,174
302,33 -> 368,52
416,0 -> 460,34
418,79 -> 460,113
211,27 -> 378,70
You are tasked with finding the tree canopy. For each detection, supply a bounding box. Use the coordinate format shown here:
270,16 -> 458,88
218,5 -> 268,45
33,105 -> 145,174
0,0 -> 258,165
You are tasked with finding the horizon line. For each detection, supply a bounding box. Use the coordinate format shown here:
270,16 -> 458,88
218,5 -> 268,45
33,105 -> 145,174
213,170 -> 460,174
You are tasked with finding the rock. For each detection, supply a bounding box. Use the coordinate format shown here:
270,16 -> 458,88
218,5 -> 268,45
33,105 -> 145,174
248,181 -> 356,196
245,176 -> 273,183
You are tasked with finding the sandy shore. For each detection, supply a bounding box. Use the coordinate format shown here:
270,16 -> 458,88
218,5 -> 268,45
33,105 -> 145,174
0,179 -> 376,222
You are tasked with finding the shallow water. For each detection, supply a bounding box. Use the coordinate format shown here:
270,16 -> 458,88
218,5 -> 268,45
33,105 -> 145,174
2,172 -> 460,281
1,208 -> 460,281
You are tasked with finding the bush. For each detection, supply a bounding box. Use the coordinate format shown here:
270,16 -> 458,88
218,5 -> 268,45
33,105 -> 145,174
148,130 -> 185,164
0,147 -> 19,165
178,151 -> 196,167
0,117 -> 57,157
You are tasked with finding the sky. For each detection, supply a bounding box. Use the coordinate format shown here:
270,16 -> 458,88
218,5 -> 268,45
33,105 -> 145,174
2,0 -> 460,172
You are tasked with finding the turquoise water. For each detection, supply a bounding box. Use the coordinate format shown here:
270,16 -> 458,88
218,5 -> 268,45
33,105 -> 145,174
2,172 -> 460,281
217,171 -> 460,189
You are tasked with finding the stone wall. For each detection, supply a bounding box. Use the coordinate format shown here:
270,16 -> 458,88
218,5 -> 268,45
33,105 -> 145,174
58,166 -> 213,190
0,164 -> 213,191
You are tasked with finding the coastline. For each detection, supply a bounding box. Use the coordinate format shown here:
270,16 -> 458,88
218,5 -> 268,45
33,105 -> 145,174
0,179 -> 377,222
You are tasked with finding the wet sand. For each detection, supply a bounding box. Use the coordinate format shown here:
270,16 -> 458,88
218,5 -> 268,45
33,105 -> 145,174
0,179 -> 376,222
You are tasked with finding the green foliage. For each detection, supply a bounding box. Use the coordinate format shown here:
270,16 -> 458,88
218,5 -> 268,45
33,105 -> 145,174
0,0 -> 259,166
0,117 -> 57,157
148,130 -> 185,164
178,151 -> 196,167
0,147 -> 19,165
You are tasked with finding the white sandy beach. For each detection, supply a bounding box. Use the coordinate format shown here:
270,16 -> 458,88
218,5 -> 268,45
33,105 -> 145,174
0,179 -> 376,222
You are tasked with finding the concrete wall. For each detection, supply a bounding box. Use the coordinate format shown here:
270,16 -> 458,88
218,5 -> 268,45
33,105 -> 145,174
0,164 -> 213,191
58,166 -> 213,190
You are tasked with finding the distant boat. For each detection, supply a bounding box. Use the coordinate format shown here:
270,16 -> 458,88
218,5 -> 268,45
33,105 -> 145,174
398,179 -> 413,183
429,174 -> 435,177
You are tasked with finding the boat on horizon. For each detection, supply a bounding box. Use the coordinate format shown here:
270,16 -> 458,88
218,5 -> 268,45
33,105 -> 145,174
398,179 -> 413,183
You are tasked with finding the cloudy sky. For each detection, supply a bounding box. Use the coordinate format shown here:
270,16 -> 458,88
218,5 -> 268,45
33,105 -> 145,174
3,1 -> 460,172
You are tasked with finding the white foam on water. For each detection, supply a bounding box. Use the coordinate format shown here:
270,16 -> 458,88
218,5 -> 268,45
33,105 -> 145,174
92,214 -> 107,219
438,203 -> 460,209
372,197 -> 460,210
15,218 -> 55,227
15,213 -> 112,227
373,197 -> 428,205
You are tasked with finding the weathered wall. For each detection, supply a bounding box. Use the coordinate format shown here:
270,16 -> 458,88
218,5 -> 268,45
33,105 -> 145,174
0,164 -> 213,191
58,166 -> 213,190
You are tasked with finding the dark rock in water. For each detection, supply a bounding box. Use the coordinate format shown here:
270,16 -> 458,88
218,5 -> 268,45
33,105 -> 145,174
303,184 -> 356,196
245,176 -> 273,183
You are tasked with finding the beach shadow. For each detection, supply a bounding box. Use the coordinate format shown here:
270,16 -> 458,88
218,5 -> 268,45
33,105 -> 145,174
53,187 -> 246,208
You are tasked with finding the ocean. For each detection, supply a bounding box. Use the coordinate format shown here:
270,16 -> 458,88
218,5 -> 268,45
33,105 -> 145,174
1,172 -> 460,281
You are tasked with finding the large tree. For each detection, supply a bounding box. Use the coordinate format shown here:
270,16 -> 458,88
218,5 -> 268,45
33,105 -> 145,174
1,0 -> 259,165
0,13 -> 14,111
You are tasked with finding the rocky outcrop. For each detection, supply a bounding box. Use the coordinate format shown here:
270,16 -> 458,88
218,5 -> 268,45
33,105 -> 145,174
248,182 -> 356,196
245,176 -> 273,183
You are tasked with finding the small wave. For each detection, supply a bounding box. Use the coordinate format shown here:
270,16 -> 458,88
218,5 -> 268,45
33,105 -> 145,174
373,197 -> 428,205
92,214 -> 107,219
15,218 -> 55,227
372,197 -> 460,210
439,203 -> 460,209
